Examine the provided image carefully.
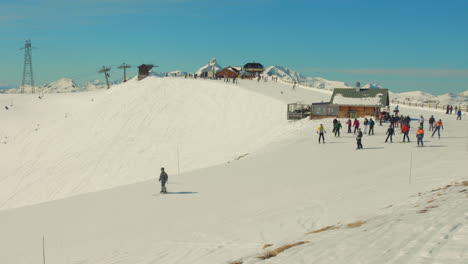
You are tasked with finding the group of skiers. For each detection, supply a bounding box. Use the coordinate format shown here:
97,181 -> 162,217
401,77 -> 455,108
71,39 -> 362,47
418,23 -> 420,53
316,113 -> 447,149
445,105 -> 463,120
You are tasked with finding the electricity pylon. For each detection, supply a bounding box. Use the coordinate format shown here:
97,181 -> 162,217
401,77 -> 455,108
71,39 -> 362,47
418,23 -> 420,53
21,39 -> 35,93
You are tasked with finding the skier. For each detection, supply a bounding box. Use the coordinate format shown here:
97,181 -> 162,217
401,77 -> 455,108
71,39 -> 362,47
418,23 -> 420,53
431,119 -> 444,139
416,126 -> 424,147
356,128 -> 363,149
346,119 -> 352,133
363,118 -> 369,134
394,105 -> 399,115
353,118 -> 360,134
457,109 -> 462,120
385,125 -> 395,143
317,124 -> 326,144
159,167 -> 168,193
418,115 -> 425,128
332,118 -> 338,133
428,115 -> 435,131
402,123 -> 410,142
334,121 -> 342,137
449,105 -> 453,114
368,118 -> 375,135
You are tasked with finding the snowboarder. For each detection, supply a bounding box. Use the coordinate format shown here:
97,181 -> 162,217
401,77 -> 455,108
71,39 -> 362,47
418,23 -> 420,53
416,126 -> 424,147
334,121 -> 342,137
317,124 -> 326,143
346,119 -> 352,133
385,125 -> 395,143
431,119 -> 444,139
402,123 -> 410,142
353,118 -> 360,134
159,167 -> 168,193
368,118 -> 375,135
356,129 -> 363,149
457,109 -> 462,120
428,115 -> 435,131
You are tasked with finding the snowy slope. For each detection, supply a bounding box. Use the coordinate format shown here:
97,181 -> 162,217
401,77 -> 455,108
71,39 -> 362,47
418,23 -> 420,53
0,78 -> 467,264
236,181 -> 468,264
0,77 -> 289,210
195,58 -> 223,75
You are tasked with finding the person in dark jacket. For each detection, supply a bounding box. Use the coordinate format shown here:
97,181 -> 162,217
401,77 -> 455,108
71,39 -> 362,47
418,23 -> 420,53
385,125 -> 395,143
356,129 -> 363,149
457,109 -> 462,120
368,118 -> 375,135
428,115 -> 435,131
159,167 -> 168,193
332,118 -> 338,133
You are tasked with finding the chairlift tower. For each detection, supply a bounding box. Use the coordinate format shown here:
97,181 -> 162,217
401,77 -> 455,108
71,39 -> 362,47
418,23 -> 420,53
98,66 -> 111,89
21,39 -> 35,93
117,63 -> 131,82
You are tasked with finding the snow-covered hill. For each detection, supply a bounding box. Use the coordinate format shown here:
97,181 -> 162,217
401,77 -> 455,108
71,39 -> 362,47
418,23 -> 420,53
5,78 -> 112,94
195,58 -> 223,75
0,78 -> 467,264
391,90 -> 468,106
0,77 -> 289,210
265,65 -> 353,90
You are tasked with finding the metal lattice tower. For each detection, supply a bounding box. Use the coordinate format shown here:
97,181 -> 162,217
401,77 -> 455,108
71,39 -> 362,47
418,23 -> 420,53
21,39 -> 35,93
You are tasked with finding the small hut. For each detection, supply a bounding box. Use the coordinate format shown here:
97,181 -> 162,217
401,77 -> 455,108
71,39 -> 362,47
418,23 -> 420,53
138,64 -> 154,80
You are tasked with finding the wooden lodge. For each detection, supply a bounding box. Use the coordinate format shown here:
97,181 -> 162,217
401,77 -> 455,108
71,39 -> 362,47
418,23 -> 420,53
310,88 -> 390,119
215,66 -> 242,78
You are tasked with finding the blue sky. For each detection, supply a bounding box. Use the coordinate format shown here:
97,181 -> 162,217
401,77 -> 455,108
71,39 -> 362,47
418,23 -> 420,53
0,0 -> 467,94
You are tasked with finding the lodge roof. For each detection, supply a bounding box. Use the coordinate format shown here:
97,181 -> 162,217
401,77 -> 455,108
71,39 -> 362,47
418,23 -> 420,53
330,88 -> 389,107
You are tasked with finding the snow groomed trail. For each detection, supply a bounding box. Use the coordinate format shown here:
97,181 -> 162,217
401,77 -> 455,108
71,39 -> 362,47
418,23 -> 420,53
0,77 -> 467,264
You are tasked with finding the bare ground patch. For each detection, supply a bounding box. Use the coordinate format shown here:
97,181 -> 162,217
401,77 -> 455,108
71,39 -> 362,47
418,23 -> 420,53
305,224 -> 341,235
347,220 -> 367,228
258,241 -> 310,260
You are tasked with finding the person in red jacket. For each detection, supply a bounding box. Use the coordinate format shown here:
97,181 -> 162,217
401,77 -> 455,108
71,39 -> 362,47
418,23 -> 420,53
353,118 -> 360,134
402,123 -> 410,142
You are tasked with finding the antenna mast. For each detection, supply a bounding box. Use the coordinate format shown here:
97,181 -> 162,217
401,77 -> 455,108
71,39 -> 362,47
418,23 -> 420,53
21,39 -> 35,93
